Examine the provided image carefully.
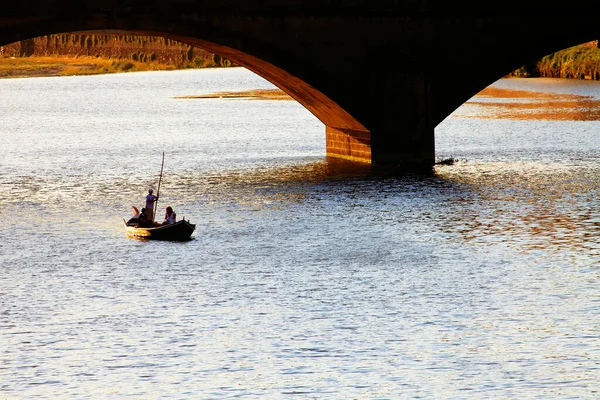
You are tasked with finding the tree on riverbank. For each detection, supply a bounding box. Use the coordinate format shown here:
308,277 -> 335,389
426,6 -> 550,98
511,40 -> 600,80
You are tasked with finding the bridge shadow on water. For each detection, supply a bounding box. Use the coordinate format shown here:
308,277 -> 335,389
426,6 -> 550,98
242,157 -> 441,182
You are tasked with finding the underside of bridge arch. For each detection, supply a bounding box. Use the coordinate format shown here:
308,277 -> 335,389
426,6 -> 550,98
158,35 -> 372,164
0,23 -> 373,164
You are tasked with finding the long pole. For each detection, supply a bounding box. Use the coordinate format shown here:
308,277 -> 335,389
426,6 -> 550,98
153,152 -> 165,223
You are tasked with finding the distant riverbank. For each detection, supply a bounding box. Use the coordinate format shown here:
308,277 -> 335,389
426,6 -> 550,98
3,33 -> 600,82
4,39 -> 600,82
509,41 -> 600,79
0,55 -> 293,101
0,33 -> 233,79
0,55 -> 185,79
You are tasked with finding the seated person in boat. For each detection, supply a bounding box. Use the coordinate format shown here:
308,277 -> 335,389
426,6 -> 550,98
138,207 -> 152,227
163,206 -> 176,225
126,205 -> 140,226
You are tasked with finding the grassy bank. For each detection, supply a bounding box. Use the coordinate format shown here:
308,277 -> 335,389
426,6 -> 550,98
511,40 -> 600,79
0,33 -> 234,78
5,39 -> 600,82
537,41 -> 600,79
0,55 -> 183,78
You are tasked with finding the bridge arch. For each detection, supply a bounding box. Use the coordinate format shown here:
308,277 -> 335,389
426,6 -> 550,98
4,2 -> 600,170
1,15 -> 371,163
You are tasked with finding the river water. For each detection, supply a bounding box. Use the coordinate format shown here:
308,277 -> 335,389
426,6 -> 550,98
1,68 -> 599,399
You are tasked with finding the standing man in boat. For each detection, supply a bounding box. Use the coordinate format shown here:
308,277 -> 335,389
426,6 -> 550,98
145,188 -> 158,222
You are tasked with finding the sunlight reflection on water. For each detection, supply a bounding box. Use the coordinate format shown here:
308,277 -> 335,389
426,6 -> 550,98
1,71 -> 600,398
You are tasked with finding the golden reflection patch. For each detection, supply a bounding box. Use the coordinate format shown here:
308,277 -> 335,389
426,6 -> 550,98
459,86 -> 600,120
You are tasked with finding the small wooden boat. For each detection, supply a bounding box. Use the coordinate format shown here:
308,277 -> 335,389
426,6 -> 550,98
124,217 -> 196,241
123,152 -> 195,241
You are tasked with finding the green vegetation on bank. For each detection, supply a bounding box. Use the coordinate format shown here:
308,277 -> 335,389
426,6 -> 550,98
0,33 -> 235,78
511,40 -> 600,80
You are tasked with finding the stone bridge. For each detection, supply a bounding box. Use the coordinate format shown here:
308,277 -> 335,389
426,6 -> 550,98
1,1 -> 598,170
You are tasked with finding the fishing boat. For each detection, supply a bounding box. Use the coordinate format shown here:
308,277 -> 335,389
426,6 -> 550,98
123,152 -> 196,241
123,215 -> 196,241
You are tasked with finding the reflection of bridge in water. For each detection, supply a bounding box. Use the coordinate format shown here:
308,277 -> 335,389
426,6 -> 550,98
2,1 -> 598,170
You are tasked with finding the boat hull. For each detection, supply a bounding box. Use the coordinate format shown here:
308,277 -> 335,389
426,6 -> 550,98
124,219 -> 196,241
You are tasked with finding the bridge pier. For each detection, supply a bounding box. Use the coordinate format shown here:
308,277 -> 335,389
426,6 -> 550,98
325,127 -> 371,164
326,70 -> 435,172
371,71 -> 435,171
325,122 -> 435,172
